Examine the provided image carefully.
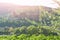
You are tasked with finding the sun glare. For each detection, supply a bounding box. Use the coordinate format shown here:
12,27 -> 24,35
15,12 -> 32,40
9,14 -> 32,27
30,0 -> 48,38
0,0 -> 59,8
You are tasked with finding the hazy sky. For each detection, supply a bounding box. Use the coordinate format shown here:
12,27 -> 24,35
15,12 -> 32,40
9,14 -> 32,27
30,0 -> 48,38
0,0 -> 59,8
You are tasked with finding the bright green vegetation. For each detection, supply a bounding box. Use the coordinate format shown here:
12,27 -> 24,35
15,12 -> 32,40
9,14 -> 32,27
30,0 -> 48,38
0,34 -> 60,40
0,9 -> 60,40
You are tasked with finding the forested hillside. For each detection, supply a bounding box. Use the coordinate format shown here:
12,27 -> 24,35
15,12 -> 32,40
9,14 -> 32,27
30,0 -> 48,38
0,3 -> 60,40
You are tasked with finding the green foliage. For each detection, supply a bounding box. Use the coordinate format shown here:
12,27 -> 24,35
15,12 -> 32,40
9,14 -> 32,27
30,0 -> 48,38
0,34 -> 60,40
0,7 -> 60,40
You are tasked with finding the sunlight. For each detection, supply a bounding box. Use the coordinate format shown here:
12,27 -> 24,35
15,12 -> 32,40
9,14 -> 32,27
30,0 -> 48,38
0,0 -> 59,8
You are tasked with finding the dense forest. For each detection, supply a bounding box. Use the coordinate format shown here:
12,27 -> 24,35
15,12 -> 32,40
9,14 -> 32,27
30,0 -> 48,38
0,6 -> 60,40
